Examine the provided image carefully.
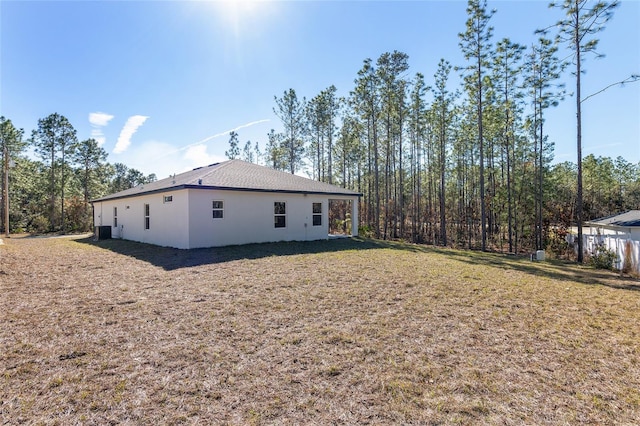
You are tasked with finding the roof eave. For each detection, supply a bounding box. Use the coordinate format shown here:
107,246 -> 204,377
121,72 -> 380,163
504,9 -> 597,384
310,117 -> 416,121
584,222 -> 640,230
90,185 -> 187,203
91,185 -> 361,203
183,185 -> 361,197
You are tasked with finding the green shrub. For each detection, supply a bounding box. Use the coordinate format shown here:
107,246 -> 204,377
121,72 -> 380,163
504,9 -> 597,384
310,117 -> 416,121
358,224 -> 375,238
29,215 -> 50,234
588,242 -> 617,270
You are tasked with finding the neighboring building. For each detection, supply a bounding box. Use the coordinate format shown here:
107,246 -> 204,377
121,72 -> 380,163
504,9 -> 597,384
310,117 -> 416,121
584,210 -> 640,240
582,210 -> 640,273
91,160 -> 361,249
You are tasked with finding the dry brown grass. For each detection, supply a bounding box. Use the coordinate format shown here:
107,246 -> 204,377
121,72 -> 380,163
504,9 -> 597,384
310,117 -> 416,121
1,235 -> 640,425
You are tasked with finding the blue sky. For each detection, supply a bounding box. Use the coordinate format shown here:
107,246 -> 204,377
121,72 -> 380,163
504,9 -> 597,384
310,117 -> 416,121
1,0 -> 638,179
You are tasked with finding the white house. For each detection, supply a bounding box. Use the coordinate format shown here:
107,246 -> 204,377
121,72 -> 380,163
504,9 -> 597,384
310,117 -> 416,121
584,210 -> 640,240
582,210 -> 640,273
91,160 -> 361,249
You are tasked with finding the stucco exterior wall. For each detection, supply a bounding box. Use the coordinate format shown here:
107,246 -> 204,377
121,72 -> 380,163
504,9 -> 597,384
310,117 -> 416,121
93,190 -> 190,249
94,188 -> 359,249
187,189 -> 342,248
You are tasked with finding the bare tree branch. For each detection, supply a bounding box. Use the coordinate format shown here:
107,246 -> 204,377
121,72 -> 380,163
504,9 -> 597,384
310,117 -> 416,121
581,74 -> 640,103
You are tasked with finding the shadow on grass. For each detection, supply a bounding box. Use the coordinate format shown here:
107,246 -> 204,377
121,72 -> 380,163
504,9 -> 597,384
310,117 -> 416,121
76,236 -> 394,271
75,236 -> 640,291
424,244 -> 640,292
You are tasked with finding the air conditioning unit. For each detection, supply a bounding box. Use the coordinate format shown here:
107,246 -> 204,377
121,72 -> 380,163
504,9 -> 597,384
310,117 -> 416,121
95,225 -> 112,240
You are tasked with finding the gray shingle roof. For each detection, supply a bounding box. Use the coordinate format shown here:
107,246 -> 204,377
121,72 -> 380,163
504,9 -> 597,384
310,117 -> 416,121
92,160 -> 361,202
585,210 -> 640,227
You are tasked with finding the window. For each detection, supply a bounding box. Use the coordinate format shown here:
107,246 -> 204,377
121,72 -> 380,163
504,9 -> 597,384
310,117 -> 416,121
312,202 -> 322,226
163,195 -> 173,203
274,201 -> 286,228
212,200 -> 224,219
113,207 -> 118,228
144,203 -> 150,230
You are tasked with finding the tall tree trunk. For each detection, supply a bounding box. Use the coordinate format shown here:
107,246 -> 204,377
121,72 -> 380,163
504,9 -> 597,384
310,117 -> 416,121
439,127 -> 447,247
61,150 -> 66,233
477,39 -> 487,251
506,134 -> 513,253
399,116 -> 405,240
50,145 -> 55,231
538,110 -> 544,251
2,143 -> 8,237
576,25 -> 584,263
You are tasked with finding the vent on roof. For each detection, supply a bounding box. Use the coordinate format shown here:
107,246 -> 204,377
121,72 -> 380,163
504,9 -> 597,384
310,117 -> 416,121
193,166 -> 203,171
198,179 -> 203,185
208,162 -> 220,167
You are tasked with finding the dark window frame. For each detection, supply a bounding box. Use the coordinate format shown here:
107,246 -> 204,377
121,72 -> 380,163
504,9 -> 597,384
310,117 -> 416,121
312,202 -> 322,226
274,201 -> 286,228
144,203 -> 150,230
212,200 -> 224,219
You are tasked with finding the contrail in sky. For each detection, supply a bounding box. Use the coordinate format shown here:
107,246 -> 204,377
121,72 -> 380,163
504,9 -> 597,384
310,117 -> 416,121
585,142 -> 623,151
114,115 -> 149,154
153,119 -> 270,160
193,119 -> 271,146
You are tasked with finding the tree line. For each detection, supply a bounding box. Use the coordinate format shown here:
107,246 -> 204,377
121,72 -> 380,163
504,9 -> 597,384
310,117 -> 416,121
0,114 -> 156,234
2,0 -> 637,257
228,0 -> 637,254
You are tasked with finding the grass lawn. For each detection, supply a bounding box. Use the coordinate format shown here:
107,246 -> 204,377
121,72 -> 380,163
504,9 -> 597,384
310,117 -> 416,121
1,235 -> 640,425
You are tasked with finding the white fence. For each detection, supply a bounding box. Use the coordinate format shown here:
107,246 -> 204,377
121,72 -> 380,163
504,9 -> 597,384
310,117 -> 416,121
574,234 -> 640,273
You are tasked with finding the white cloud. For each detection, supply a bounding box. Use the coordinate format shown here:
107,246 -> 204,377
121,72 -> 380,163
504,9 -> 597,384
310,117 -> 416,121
89,112 -> 114,127
112,140 -> 224,180
113,115 -> 149,154
116,139 -> 176,178
88,112 -> 114,146
110,119 -> 265,179
183,144 -> 226,169
91,131 -> 106,146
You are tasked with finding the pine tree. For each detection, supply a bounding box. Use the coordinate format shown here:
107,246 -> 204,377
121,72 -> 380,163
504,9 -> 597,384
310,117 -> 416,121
1,116 -> 25,236
376,51 -> 409,239
72,138 -> 108,230
524,37 -> 564,251
274,89 -> 306,174
432,60 -> 456,246
265,129 -> 285,171
30,113 -> 77,232
352,58 -> 381,237
492,38 -> 525,253
225,131 -> 240,160
408,72 -> 428,243
543,0 -> 619,262
242,140 -> 254,163
459,0 -> 495,251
